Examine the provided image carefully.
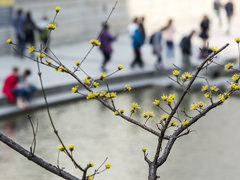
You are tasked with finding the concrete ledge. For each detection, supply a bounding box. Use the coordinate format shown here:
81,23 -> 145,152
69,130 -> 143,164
0,64 -> 238,120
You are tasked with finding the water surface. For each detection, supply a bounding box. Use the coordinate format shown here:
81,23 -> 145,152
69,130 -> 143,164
0,87 -> 240,180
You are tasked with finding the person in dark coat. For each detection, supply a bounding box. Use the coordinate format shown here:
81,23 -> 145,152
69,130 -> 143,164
23,11 -> 36,49
225,0 -> 234,34
199,15 -> 210,59
180,30 -> 195,71
199,15 -> 210,49
152,27 -> 167,70
213,0 -> 222,27
138,17 -> 146,45
99,23 -> 117,72
13,9 -> 25,58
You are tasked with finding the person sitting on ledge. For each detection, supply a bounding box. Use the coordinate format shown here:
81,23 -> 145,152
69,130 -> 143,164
2,67 -> 19,103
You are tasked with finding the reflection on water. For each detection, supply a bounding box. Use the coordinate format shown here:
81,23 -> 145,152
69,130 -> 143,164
0,87 -> 240,180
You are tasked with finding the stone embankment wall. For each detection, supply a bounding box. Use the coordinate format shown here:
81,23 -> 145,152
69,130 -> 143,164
1,0 -> 239,54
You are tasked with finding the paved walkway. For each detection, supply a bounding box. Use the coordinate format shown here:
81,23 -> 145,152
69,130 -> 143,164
0,19 -> 239,98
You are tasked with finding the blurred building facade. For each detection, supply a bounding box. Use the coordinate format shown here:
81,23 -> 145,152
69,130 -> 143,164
0,0 -> 239,54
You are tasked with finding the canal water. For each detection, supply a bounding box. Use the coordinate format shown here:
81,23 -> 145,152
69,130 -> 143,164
0,87 -> 240,180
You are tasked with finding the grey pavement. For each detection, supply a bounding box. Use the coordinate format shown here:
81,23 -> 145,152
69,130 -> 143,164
0,18 -> 240,117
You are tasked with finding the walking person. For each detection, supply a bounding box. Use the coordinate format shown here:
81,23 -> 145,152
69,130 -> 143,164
139,17 -> 146,45
164,19 -> 175,59
13,9 -> 25,58
180,30 -> 195,72
151,27 -> 167,70
131,25 -> 144,69
99,23 -> 117,72
213,0 -> 222,27
199,15 -> 210,59
23,11 -> 36,57
128,17 -> 138,37
38,16 -> 49,52
225,0 -> 234,34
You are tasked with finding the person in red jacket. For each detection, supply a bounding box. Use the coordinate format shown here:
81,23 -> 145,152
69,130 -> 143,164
2,67 -> 19,102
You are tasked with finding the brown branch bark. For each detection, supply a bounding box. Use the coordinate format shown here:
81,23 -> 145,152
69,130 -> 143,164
0,131 -> 81,180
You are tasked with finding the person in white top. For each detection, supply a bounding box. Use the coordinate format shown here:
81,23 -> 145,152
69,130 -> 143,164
164,19 -> 175,59
128,17 -> 139,37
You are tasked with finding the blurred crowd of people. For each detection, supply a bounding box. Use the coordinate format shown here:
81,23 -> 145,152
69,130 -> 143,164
98,0 -> 234,73
13,8 -> 49,58
2,0 -> 235,108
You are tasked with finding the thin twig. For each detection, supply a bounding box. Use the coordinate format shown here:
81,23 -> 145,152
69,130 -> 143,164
36,58 -> 85,172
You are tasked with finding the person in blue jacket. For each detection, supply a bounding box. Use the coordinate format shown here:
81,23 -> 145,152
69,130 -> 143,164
131,25 -> 144,69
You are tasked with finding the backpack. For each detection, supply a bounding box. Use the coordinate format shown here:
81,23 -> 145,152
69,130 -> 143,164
149,32 -> 156,45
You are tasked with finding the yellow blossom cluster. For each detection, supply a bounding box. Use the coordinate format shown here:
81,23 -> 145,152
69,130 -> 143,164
6,38 -> 12,44
201,85 -> 218,99
131,102 -> 141,113
69,144 -> 74,151
218,94 -> 226,102
211,46 -> 219,53
171,119 -> 178,127
55,6 -> 61,12
161,114 -> 169,121
180,72 -> 192,82
72,85 -> 79,93
87,175 -> 93,180
197,101 -> 205,108
99,72 -> 106,81
235,37 -> 240,43
152,99 -> 160,106
118,64 -> 123,70
74,60 -> 80,66
201,85 -> 208,92
46,59 -> 52,66
142,148 -> 147,152
210,86 -> 219,92
105,92 -> 117,98
232,74 -> 240,81
172,70 -> 180,77
89,161 -> 94,167
230,83 -> 240,90
125,85 -> 131,92
98,91 -> 117,98
218,92 -> 230,102
161,94 -> 176,103
114,111 -> 119,116
100,91 -> 107,97
28,46 -> 35,53
190,101 -> 205,110
46,24 -> 56,30
57,66 -> 67,72
83,76 -> 91,85
190,103 -> 198,110
142,111 -> 155,118
86,92 -> 99,99
204,92 -> 210,98
225,62 -> 234,70
181,120 -> 189,126
58,144 -> 64,151
105,162 -> 112,169
114,109 -> 124,116
37,52 -> 45,58
93,81 -> 99,88
90,39 -> 101,46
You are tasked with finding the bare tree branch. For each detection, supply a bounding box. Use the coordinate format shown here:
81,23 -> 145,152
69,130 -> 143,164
0,131 -> 81,180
